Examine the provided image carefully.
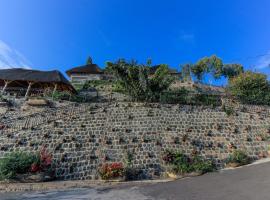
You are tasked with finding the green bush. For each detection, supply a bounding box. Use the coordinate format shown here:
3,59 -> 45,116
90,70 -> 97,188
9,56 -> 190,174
163,150 -> 215,174
160,88 -> 189,104
52,91 -> 71,101
107,60 -> 175,102
169,152 -> 191,173
111,80 -> 126,93
51,91 -> 87,103
160,89 -> 221,106
228,71 -> 270,105
191,155 -> 215,173
222,105 -> 235,116
227,150 -> 251,166
0,151 -> 39,180
83,80 -> 112,90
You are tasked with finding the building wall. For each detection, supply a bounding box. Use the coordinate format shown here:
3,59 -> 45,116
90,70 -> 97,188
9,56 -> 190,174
0,102 -> 269,180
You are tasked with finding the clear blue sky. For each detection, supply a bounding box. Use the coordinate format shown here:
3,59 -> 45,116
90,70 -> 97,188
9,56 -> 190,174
0,0 -> 270,84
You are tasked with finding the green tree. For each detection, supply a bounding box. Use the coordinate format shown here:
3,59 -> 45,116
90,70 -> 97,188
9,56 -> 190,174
191,55 -> 223,82
222,64 -> 244,79
106,59 -> 174,101
228,71 -> 270,105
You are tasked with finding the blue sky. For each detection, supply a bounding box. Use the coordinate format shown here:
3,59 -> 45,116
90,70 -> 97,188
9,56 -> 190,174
0,0 -> 270,85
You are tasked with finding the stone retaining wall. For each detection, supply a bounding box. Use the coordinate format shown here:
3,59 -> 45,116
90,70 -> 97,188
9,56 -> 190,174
0,102 -> 270,180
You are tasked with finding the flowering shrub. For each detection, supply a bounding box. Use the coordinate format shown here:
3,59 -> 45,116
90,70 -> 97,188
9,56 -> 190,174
99,162 -> 124,180
0,147 -> 54,180
30,147 -> 53,173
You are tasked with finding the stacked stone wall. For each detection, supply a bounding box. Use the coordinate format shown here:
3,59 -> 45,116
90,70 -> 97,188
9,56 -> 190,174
0,102 -> 269,180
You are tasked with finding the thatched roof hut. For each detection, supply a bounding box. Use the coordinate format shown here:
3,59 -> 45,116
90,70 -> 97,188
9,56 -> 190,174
66,63 -> 104,76
0,68 -> 76,97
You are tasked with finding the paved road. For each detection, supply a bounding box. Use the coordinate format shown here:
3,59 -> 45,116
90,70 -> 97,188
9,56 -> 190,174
2,162 -> 270,200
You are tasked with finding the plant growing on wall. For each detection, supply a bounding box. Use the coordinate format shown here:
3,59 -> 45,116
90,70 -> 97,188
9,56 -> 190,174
163,150 -> 215,174
0,147 -> 54,180
226,150 -> 251,167
99,162 -> 124,180
0,151 -> 39,180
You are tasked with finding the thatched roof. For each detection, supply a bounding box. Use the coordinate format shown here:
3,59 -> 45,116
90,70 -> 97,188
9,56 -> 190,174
66,64 -> 103,76
0,68 -> 76,93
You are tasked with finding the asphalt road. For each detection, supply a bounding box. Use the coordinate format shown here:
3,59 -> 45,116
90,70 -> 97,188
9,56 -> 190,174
2,162 -> 270,200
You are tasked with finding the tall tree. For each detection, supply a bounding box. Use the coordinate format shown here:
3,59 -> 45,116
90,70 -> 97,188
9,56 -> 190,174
191,55 -> 223,82
222,64 -> 244,79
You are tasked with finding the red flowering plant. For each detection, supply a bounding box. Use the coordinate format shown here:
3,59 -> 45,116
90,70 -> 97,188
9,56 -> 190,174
30,147 -> 54,176
99,162 -> 124,180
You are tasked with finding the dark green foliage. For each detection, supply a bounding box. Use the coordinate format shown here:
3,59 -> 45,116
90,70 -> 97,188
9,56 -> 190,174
83,80 -> 111,89
222,64 -> 244,79
82,80 -> 125,93
163,150 -> 215,174
52,91 -> 88,103
227,150 -> 251,166
190,55 -> 243,82
106,59 -> 175,102
52,91 -> 71,101
191,155 -> 215,174
0,151 -> 39,180
160,88 -> 189,104
191,55 -> 223,81
222,105 -> 235,116
227,71 -> 270,105
160,89 -> 221,106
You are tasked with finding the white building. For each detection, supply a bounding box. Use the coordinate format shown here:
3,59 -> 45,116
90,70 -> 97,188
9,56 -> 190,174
66,61 -> 106,83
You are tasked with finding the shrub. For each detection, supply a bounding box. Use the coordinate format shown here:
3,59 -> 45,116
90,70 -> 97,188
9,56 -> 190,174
163,150 -> 215,174
83,80 -> 112,90
51,91 -> 87,103
172,153 -> 192,174
227,71 -> 270,105
106,60 -> 175,102
222,105 -> 235,116
0,151 -> 39,180
52,91 -> 71,101
191,155 -> 215,173
160,89 -> 221,106
227,150 -> 251,166
0,148 -> 55,180
30,147 -> 53,174
160,88 -> 189,104
99,162 -> 124,180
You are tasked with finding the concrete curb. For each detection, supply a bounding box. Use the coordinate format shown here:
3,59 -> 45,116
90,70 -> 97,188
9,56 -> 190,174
221,157 -> 270,171
0,178 -> 174,193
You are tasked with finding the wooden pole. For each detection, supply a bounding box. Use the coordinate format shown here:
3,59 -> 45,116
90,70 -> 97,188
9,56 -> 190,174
25,82 -> 33,98
2,80 -> 11,94
52,83 -> 58,99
